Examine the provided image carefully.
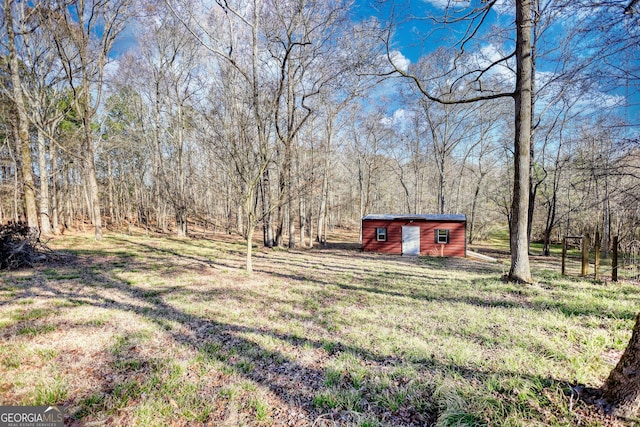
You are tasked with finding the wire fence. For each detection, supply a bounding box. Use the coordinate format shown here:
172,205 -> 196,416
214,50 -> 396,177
619,239 -> 640,281
561,236 -> 640,282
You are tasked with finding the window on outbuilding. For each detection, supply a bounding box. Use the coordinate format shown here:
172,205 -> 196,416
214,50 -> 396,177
376,228 -> 387,242
435,229 -> 450,244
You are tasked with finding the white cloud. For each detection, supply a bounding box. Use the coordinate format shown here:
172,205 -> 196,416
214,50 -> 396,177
421,0 -> 513,15
462,43 -> 515,88
421,0 -> 470,9
103,58 -> 121,81
379,108 -> 419,132
389,50 -> 410,72
393,108 -> 411,121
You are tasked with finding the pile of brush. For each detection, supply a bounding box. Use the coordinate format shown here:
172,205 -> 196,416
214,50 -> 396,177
0,222 -> 47,270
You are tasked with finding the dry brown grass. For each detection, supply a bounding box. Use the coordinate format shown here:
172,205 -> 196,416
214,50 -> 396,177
0,229 -> 637,426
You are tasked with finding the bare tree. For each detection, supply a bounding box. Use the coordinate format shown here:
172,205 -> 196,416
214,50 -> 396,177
164,0 -> 281,271
1,0 -> 38,231
410,52 -> 482,214
131,6 -> 203,237
386,0 -> 533,282
44,0 -> 131,240
18,10 -> 69,236
313,19 -> 384,243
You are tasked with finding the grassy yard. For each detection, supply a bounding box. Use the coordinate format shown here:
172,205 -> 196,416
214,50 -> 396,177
1,230 -> 638,426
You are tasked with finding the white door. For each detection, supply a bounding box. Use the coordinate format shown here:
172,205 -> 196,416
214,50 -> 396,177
402,226 -> 421,255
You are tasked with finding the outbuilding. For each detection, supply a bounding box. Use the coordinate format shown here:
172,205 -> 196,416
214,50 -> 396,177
361,214 -> 467,257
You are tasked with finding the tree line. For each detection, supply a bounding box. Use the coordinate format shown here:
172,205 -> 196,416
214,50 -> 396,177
0,0 -> 638,273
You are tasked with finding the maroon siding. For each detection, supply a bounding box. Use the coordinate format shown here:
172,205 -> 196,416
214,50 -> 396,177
362,218 -> 466,257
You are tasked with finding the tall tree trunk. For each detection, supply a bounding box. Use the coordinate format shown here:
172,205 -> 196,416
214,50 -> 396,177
5,0 -> 38,231
80,66 -> 103,239
509,0 -> 533,283
245,187 -> 256,272
542,193 -> 557,256
275,198 -> 285,246
175,103 -> 187,237
50,142 -> 59,234
298,195 -> 305,248
317,123 -> 332,244
82,117 -> 103,240
288,198 -> 296,249
454,155 -> 468,214
306,203 -> 313,248
602,179 -> 610,258
37,130 -> 52,235
468,170 -> 486,245
10,121 -> 21,222
261,168 -> 274,247
438,155 -> 446,214
107,153 -> 115,224
275,145 -> 292,247
602,313 -> 640,418
527,0 -> 542,253
63,166 -> 73,229
243,0 -> 262,270
153,80 -> 166,233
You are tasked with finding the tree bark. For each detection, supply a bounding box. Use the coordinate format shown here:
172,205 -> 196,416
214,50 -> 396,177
5,0 -> 39,231
10,122 -> 21,222
602,313 -> 640,418
317,121 -> 332,244
508,0 -> 533,283
37,130 -> 52,235
50,141 -> 59,234
82,104 -> 103,240
469,169 -> 486,245
175,103 -> 187,238
245,190 -> 256,272
261,169 -> 274,247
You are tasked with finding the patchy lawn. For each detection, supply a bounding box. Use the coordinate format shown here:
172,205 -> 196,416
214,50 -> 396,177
0,230 -> 638,426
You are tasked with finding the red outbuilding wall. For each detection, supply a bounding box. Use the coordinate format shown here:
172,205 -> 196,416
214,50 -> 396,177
362,215 -> 467,257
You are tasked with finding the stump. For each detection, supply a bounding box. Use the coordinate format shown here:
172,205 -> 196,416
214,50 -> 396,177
601,312 -> 640,419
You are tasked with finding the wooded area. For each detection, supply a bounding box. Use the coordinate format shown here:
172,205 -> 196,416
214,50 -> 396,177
1,0 -> 640,420
0,0 -> 638,271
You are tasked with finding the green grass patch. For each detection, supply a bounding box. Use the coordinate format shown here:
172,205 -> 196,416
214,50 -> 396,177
17,324 -> 57,336
13,308 -> 48,321
74,393 -> 107,419
33,375 -> 68,406
42,269 -> 82,280
0,345 -> 22,369
0,231 -> 636,426
248,395 -> 271,422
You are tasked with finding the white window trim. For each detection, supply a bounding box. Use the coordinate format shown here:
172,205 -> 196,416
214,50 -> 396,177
436,229 -> 449,244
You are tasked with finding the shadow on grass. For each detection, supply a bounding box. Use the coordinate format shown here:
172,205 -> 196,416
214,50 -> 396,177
1,234 -> 630,426
5,263 -> 327,423
3,244 -> 426,423
69,234 -> 640,323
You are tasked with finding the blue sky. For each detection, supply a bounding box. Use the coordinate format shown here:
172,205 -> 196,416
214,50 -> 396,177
109,0 -> 638,130
351,0 -> 639,130
351,0 -> 512,62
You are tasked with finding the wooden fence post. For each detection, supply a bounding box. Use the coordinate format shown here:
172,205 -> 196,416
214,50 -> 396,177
612,236 -> 618,282
595,230 -> 601,280
562,237 -> 567,276
582,234 -> 589,276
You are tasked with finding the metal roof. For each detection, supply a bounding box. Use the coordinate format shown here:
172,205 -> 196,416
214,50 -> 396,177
362,214 -> 466,222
